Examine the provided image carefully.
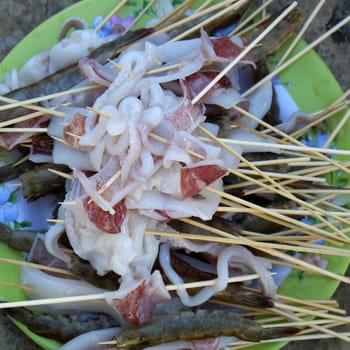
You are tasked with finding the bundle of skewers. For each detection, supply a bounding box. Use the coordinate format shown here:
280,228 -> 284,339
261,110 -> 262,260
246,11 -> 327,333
1,0 -> 350,349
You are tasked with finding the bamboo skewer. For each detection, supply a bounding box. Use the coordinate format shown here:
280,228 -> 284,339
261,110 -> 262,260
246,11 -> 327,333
238,156 -> 311,167
0,109 -> 60,129
0,84 -> 99,112
201,131 -> 350,157
191,2 -> 298,104
229,332 -> 350,348
291,100 -> 350,140
270,307 -> 350,343
198,126 -> 350,241
217,206 -> 350,218
0,257 -> 73,277
242,161 -> 350,196
0,273 -> 265,310
145,229 -> 350,283
176,217 -> 350,257
275,0 -> 326,67
0,127 -> 47,133
0,96 -> 65,118
170,0 -> 250,42
123,0 -> 158,34
322,107 -> 350,148
152,0 -> 196,29
230,0 -> 275,35
243,162 -> 350,197
157,0 -> 239,34
243,15 -> 350,97
93,0 -> 129,32
235,168 -> 326,182
193,0 -> 216,12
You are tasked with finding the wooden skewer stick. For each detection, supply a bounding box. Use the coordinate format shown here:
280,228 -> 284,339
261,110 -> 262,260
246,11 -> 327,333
235,13 -> 269,37
243,161 -> 350,195
94,0 -> 129,32
0,84 -> 99,112
193,0 -> 218,13
145,229 -> 350,283
198,125 -> 350,241
107,59 -> 133,76
123,0 -> 158,34
177,218 -> 350,257
217,206 -> 350,218
0,281 -> 35,293
0,127 -> 47,133
291,99 -> 350,139
229,164 -> 340,194
0,96 -> 65,117
244,161 -> 350,197
297,322 -> 349,339
152,0 -> 196,30
50,135 -> 71,147
48,168 -> 72,180
0,108 -> 61,129
270,307 -> 350,343
236,168 -> 326,182
274,302 -> 350,326
200,133 -> 350,157
322,106 -> 350,148
228,332 -> 350,348
270,218 -> 345,237
170,0 -> 250,42
47,218 -> 65,224
191,1 -> 298,104
218,197 -> 345,245
238,156 -> 311,168
0,273 -> 264,310
277,294 -> 346,315
243,15 -> 350,97
224,110 -> 350,187
12,155 -> 30,167
0,257 -> 73,277
230,0 -> 275,35
259,318 -> 337,328
311,89 -> 350,118
157,0 -> 238,34
146,63 -> 183,75
289,160 -> 330,167
275,0 -> 326,67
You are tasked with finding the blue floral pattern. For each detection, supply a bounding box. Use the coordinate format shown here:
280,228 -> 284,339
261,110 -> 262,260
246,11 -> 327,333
0,185 -> 30,229
93,14 -> 136,37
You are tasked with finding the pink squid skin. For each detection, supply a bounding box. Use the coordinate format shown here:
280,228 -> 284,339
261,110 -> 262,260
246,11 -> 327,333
82,196 -> 127,234
180,163 -> 228,199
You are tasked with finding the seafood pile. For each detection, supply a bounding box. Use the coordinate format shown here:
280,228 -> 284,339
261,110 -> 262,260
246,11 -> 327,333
1,1 -> 350,349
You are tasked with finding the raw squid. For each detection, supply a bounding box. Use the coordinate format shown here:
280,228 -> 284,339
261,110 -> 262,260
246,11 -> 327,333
0,9 -> 309,347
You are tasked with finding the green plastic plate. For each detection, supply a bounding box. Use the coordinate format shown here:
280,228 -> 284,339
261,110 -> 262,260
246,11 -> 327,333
0,1 -> 348,349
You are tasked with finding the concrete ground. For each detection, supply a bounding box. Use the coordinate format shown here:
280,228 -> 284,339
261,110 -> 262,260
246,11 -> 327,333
0,0 -> 349,349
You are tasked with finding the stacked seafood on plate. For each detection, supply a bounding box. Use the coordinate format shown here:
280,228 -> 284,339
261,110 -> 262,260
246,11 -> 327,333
0,0 -> 350,349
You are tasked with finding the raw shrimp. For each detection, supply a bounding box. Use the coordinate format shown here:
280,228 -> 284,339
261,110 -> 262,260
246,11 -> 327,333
4,307 -> 119,343
114,309 -> 300,348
